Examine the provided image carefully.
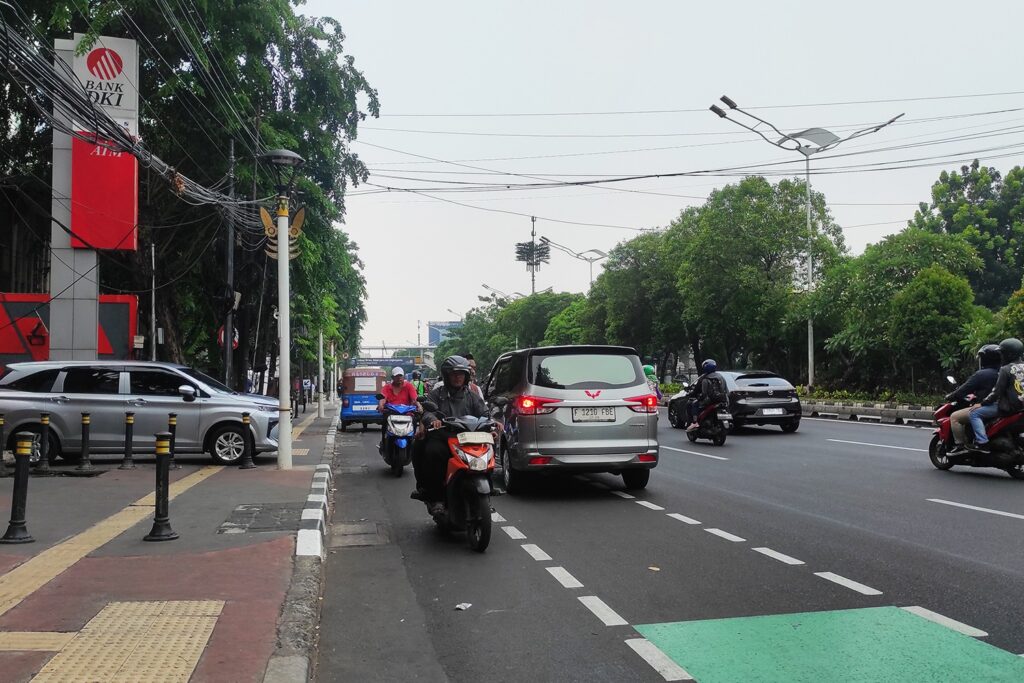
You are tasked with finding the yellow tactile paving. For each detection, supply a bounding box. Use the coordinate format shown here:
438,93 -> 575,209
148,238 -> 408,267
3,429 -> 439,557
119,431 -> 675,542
0,632 -> 76,651
31,600 -> 224,683
0,467 -> 221,619
291,410 -> 318,441
292,448 -> 310,456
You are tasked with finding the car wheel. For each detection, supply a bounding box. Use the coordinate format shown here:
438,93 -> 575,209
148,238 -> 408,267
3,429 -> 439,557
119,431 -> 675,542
339,421 -> 347,432
14,428 -> 62,465
781,420 -> 800,433
208,424 -> 247,465
622,469 -> 649,490
668,404 -> 682,429
501,446 -> 528,495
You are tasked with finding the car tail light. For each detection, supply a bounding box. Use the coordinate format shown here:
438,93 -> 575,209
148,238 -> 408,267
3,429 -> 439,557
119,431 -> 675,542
528,456 -> 552,465
516,395 -> 561,415
637,454 -> 656,463
625,394 -> 659,413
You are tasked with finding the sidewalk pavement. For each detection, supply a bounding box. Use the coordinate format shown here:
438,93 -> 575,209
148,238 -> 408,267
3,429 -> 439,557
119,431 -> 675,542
0,403 -> 338,683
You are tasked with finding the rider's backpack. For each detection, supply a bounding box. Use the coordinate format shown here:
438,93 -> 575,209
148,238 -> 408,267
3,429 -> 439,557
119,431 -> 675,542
704,374 -> 728,404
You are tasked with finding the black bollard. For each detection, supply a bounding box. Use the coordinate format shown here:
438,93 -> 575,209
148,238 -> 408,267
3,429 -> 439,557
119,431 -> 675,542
76,412 -> 94,471
144,432 -> 179,542
1,432 -> 36,543
36,412 -> 51,474
167,413 -> 180,470
119,412 -> 136,470
238,412 -> 256,469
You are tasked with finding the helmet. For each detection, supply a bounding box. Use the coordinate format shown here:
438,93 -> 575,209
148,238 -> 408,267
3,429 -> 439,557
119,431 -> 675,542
411,370 -> 421,379
701,359 -> 717,374
998,338 -> 1023,364
440,355 -> 471,385
391,367 -> 404,377
978,344 -> 1002,369
643,364 -> 656,377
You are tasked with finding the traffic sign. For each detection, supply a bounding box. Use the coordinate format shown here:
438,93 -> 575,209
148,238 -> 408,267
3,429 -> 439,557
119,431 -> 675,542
217,325 -> 239,350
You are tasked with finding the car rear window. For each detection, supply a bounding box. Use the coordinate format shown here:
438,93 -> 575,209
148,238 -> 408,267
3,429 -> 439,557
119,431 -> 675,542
529,353 -> 642,390
734,374 -> 792,388
0,368 -> 60,392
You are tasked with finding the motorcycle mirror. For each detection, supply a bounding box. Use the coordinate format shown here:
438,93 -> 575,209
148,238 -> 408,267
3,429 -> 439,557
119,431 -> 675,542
946,375 -> 957,386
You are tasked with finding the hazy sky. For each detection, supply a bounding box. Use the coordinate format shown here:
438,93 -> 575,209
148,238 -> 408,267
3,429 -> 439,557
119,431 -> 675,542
302,0 -> 1024,353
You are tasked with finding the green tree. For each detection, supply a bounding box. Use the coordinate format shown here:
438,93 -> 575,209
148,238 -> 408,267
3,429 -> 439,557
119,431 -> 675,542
910,160 -> 1024,308
1001,278 -> 1024,340
542,298 -> 588,345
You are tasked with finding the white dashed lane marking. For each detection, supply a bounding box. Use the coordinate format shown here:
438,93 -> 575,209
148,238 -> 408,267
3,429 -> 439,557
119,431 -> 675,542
521,544 -> 551,561
502,526 -> 526,540
815,571 -> 883,596
667,513 -> 701,525
752,547 -> 804,565
636,501 -> 665,511
625,638 -> 694,681
704,528 -> 746,542
826,438 -> 927,452
547,566 -> 583,589
491,512 -> 506,523
611,491 -> 635,499
578,596 -> 628,626
901,606 -> 988,637
661,445 -> 729,461
926,498 -> 1024,521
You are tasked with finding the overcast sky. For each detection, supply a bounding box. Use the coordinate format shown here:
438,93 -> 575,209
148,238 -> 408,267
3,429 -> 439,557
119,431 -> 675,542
302,0 -> 1024,354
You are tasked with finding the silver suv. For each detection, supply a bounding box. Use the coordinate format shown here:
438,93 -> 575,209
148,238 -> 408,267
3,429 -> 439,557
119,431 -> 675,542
0,361 -> 279,464
483,345 -> 659,492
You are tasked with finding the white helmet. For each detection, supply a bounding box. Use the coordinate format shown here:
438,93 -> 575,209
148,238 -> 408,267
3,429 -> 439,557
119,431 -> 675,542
391,366 -> 405,377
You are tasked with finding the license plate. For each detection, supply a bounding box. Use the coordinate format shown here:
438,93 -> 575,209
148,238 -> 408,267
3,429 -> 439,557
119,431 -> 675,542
762,408 -> 785,416
717,412 -> 732,421
572,407 -> 616,422
352,405 -> 376,412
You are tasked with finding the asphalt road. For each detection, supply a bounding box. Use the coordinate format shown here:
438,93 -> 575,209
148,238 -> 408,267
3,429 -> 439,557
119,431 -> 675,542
316,412 -> 1024,682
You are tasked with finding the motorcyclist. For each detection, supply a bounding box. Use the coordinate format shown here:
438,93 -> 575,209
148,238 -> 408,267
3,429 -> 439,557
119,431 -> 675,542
378,367 -> 420,451
946,344 -> 1001,456
644,365 -> 663,401
466,353 -> 485,399
411,355 -> 488,514
686,359 -> 721,432
967,338 -> 1024,453
411,370 -> 426,396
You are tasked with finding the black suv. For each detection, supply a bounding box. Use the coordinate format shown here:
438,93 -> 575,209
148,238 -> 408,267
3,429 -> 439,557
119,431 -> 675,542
668,370 -> 801,433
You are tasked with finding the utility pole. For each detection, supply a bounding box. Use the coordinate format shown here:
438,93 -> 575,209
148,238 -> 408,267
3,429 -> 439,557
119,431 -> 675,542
224,139 -> 235,386
317,329 -> 325,418
150,242 -> 156,361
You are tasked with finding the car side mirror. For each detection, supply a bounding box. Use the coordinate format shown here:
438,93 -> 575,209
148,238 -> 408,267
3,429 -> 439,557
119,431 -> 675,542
179,385 -> 197,402
680,381 -> 690,390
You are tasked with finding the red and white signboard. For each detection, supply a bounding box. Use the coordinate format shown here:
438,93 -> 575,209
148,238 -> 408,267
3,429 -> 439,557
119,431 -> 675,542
70,35 -> 139,251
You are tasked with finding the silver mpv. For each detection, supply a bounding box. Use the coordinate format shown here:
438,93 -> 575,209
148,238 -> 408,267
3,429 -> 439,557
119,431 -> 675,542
0,361 -> 279,464
483,345 -> 659,492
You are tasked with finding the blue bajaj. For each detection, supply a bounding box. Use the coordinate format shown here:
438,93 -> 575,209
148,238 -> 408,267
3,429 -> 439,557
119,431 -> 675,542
380,403 -> 418,476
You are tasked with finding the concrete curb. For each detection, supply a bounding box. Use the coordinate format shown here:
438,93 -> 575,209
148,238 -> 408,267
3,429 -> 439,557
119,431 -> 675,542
802,400 -> 936,426
263,407 -> 339,683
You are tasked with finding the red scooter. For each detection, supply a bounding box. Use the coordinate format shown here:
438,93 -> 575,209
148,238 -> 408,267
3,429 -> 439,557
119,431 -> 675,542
929,378 -> 1024,479
683,399 -> 730,446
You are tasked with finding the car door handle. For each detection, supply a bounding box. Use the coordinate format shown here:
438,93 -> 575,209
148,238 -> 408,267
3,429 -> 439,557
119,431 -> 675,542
50,396 -> 70,404
128,399 -> 148,406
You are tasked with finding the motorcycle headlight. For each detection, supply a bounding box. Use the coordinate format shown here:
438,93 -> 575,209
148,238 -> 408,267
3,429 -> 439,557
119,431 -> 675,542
468,455 -> 488,471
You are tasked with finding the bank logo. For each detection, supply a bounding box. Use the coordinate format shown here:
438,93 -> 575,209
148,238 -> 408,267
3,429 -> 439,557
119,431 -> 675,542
87,48 -> 123,80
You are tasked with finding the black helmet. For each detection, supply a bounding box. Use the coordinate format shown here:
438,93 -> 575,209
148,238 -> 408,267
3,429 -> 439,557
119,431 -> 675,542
978,344 -> 1002,369
701,359 -> 717,374
998,338 -> 1023,364
440,355 -> 471,385
411,370 -> 421,379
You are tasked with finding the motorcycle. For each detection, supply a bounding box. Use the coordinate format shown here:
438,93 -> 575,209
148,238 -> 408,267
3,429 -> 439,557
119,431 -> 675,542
377,398 -> 419,477
418,399 -> 502,552
929,376 -> 1024,480
683,397 -> 730,446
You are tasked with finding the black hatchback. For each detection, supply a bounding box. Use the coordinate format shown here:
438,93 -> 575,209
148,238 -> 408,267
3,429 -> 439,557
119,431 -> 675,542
720,371 -> 801,432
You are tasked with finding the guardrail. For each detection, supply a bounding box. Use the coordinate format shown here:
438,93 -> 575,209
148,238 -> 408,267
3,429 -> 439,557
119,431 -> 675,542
801,401 -> 936,426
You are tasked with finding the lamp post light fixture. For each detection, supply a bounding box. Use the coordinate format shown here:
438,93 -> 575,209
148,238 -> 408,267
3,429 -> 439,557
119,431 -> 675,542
539,236 -> 608,286
481,284 -> 526,304
709,96 -> 903,390
261,148 -> 304,470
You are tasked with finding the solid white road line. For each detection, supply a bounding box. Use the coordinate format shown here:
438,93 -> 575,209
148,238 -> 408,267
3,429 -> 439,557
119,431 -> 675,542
547,566 -> 584,589
491,512 -> 506,523
636,501 -> 665,511
667,513 -> 701,525
502,526 -> 526,540
578,596 -> 628,626
826,438 -> 927,452
926,498 -> 1024,521
662,445 -> 729,461
704,528 -> 746,542
611,491 -> 636,499
752,547 -> 805,565
625,638 -> 693,681
805,416 -> 919,430
521,544 -> 551,561
901,606 -> 988,637
815,571 -> 883,596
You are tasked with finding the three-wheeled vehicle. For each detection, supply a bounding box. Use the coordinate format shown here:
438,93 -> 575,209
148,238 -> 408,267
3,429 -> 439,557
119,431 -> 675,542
340,367 -> 387,431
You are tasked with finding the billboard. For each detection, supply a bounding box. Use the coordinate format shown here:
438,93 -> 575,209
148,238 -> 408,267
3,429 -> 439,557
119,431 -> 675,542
351,357 -> 417,375
428,320 -> 461,346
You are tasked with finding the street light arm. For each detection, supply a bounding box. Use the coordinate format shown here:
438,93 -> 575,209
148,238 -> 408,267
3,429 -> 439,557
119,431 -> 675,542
823,112 -> 906,150
711,107 -> 804,152
540,235 -> 585,259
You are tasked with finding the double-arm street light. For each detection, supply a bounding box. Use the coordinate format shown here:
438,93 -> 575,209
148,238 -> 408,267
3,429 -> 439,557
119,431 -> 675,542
482,283 -> 526,303
709,95 -> 903,389
261,148 -> 304,470
539,236 -> 608,286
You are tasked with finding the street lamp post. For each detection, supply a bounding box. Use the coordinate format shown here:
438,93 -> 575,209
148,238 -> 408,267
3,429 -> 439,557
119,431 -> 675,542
709,96 -> 903,390
539,236 -> 608,286
261,148 -> 304,470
